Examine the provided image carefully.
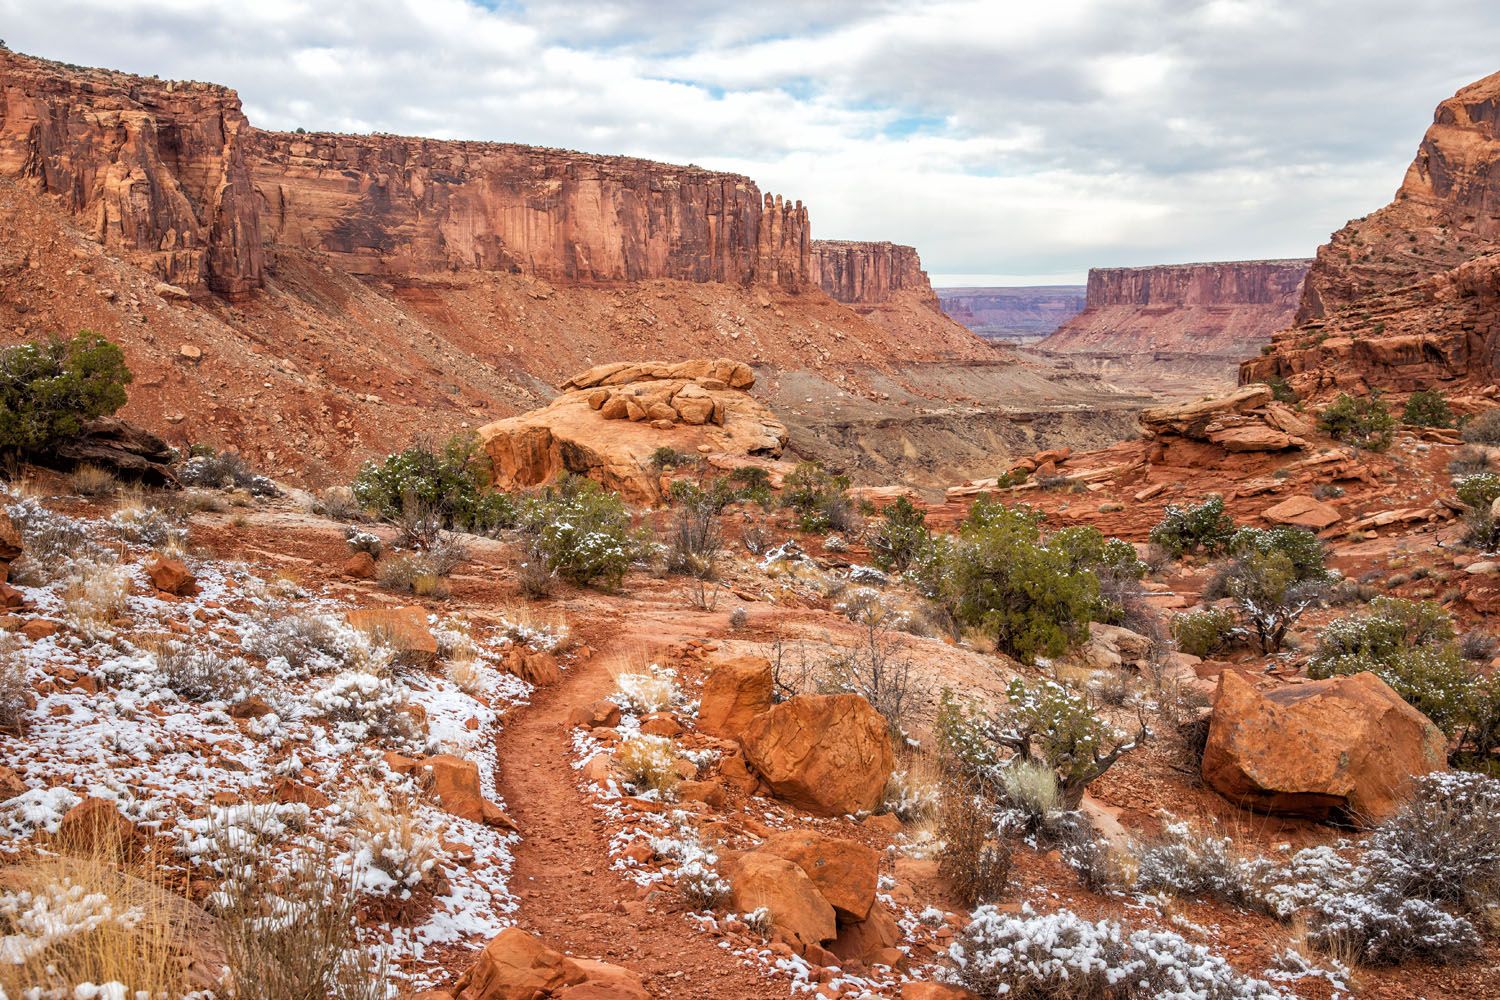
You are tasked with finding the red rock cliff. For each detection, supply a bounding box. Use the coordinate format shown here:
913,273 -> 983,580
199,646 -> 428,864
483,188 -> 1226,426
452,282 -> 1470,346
0,49 -> 810,296
0,50 -> 262,297
1242,70 -> 1500,396
1039,259 -> 1309,357
810,240 -> 937,307
251,132 -> 810,290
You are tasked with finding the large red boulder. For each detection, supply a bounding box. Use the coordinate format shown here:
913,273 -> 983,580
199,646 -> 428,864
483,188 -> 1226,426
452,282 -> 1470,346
416,755 -> 516,830
1202,670 -> 1448,823
754,830 -> 878,921
696,656 -> 773,738
739,694 -> 893,815
729,853 -> 836,954
454,929 -> 647,1000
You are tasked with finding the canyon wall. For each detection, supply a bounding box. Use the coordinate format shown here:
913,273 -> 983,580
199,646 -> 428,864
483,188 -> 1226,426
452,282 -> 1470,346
810,240 -> 937,306
0,50 -> 263,297
1243,70 -> 1500,397
1039,259 -> 1310,357
0,49 -> 810,297
937,286 -> 1086,342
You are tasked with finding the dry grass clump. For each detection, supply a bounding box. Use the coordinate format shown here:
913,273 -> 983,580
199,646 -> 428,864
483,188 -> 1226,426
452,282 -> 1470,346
151,642 -> 260,704
937,778 -> 1011,907
0,845 -> 196,999
882,754 -> 943,822
377,538 -> 468,599
615,733 -> 682,797
69,464 -> 119,497
351,784 -> 442,895
213,839 -> 387,1000
61,558 -> 133,632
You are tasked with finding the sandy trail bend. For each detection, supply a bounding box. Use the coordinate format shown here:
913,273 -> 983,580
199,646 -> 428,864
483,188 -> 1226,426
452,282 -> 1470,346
491,640 -> 784,1000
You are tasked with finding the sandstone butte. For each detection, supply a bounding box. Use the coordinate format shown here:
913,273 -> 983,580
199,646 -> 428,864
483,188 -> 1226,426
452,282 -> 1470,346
1038,259 -> 1311,358
477,359 -> 787,502
1244,68 -> 1500,398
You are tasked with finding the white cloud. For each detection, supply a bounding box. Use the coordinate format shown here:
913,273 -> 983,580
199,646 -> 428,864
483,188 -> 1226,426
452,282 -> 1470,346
0,0 -> 1495,284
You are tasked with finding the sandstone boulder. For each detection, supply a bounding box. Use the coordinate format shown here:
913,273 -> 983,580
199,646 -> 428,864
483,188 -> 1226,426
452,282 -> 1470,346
0,512 -> 21,562
697,656 -> 773,739
55,797 -> 137,857
1201,670 -> 1448,823
902,984 -> 980,1000
755,830 -> 878,921
480,360 -> 786,502
1263,495 -> 1342,530
416,755 -> 515,830
830,900 -> 903,967
740,694 -> 893,815
729,853 -> 836,953
146,556 -> 198,596
455,927 -> 568,999
1140,385 -> 1273,437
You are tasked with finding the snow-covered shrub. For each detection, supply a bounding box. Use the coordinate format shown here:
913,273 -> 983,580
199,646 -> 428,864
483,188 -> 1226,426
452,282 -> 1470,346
1304,890 -> 1480,965
613,665 -> 681,715
0,634 -> 29,734
883,768 -> 941,822
946,903 -> 1285,999
1361,771 -> 1500,912
615,733 -> 681,797
350,786 -> 441,897
6,498 -> 107,584
152,643 -> 259,704
310,670 -> 422,745
344,526 -> 383,558
109,504 -> 186,550
1130,819 -> 1270,911
678,857 -> 731,910
242,612 -> 390,679
0,858 -> 188,998
520,477 -> 644,589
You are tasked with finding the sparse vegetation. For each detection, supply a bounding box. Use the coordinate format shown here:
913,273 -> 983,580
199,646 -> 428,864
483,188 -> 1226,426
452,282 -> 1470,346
519,476 -> 645,589
1171,607 -> 1242,658
1149,495 -> 1235,558
1404,388 -> 1454,428
870,496 -> 932,573
781,460 -> 856,534
1460,407 -> 1500,445
988,678 -> 1146,808
352,434 -> 515,534
616,733 -> 682,797
178,446 -> 279,495
0,332 -> 131,459
1318,392 -> 1395,451
937,778 -> 1011,906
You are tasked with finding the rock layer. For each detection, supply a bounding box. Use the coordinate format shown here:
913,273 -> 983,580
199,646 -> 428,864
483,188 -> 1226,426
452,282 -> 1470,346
810,240 -> 935,307
937,286 -> 1087,342
0,49 -> 808,296
1041,260 -> 1309,356
1243,70 -> 1500,396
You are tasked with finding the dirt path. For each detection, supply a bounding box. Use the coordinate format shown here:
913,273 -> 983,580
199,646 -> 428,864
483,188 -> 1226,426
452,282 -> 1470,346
492,638 -> 785,1000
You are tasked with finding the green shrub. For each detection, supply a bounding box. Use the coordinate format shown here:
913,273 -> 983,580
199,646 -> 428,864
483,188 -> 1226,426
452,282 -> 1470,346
1219,550 -> 1325,652
1403,389 -> 1454,428
1171,608 -> 1241,658
781,461 -> 855,534
871,496 -> 932,573
1310,598 -> 1473,734
650,446 -> 693,469
1227,526 -> 1327,582
1456,473 -> 1500,512
991,678 -> 1145,808
519,476 -> 644,588
1269,378 -> 1297,403
1460,408 -> 1500,446
668,473 -> 770,513
938,500 -> 1097,663
1149,496 -> 1235,558
0,332 -> 131,455
1318,393 -> 1395,451
352,434 -> 515,533
935,688 -> 1001,784
994,468 -> 1030,488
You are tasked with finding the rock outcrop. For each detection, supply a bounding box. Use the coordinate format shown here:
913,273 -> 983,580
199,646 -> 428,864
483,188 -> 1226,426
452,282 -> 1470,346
811,240 -> 936,307
0,48 -> 810,296
937,285 -> 1087,342
696,656 -> 774,739
738,693 -> 893,816
453,927 -> 648,1000
1040,260 -> 1309,356
1243,70 -> 1500,397
1201,671 -> 1448,823
478,359 -> 786,501
1138,384 -> 1313,454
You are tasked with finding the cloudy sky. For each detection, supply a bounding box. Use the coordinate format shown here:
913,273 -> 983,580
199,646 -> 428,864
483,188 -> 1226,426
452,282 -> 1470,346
3,1 -> 1497,285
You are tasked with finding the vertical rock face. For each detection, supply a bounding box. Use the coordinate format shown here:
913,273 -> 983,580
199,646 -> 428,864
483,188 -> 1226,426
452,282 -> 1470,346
250,132 -> 811,289
937,286 -> 1087,342
0,49 -> 812,295
1244,70 -> 1500,396
810,240 -> 937,306
1038,260 -> 1310,356
0,49 -> 263,297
